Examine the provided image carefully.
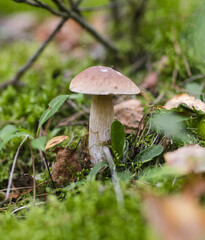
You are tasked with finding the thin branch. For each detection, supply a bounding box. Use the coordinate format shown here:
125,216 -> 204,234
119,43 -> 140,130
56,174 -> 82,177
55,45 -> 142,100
79,2 -> 125,12
74,0 -> 84,6
43,0 -> 118,52
13,0 -> 67,17
104,147 -> 124,206
33,0 -> 68,16
42,151 -> 55,187
68,0 -> 74,7
13,0 -> 118,53
13,0 -> 39,7
52,0 -> 66,11
70,11 -> 118,52
180,74 -> 205,86
0,17 -> 67,90
3,135 -> 29,204
12,202 -> 45,214
29,140 -> 36,205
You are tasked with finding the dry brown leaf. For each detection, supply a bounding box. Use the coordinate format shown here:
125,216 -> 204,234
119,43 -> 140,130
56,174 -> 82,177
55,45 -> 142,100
90,13 -> 107,35
52,147 -> 81,185
141,71 -> 159,89
164,145 -> 205,174
0,13 -> 37,41
8,189 -> 32,200
183,175 -> 205,200
45,136 -> 68,151
114,99 -> 143,129
164,94 -> 205,112
156,55 -> 169,71
35,17 -> 82,51
13,174 -> 34,188
144,194 -> 205,240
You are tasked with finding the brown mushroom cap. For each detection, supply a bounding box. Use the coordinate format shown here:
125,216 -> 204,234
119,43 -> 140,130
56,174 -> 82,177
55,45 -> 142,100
69,66 -> 140,95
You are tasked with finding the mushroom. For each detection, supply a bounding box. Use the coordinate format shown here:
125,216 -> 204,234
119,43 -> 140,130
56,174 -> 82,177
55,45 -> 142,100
69,66 -> 140,164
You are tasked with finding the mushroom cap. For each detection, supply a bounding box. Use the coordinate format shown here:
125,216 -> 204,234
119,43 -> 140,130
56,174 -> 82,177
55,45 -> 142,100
69,66 -> 140,95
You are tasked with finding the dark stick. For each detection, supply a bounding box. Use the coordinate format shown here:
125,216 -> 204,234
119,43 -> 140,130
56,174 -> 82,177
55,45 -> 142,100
70,11 -> 118,52
42,152 -> 55,188
79,2 -> 124,12
29,140 -> 36,205
179,74 -> 205,86
52,0 -> 65,11
0,17 -> 67,90
33,0 -> 66,16
13,0 -> 118,53
13,0 -> 39,7
74,0 -> 84,7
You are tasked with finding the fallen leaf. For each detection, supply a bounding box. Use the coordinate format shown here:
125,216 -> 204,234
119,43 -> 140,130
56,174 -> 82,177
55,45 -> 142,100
164,94 -> 205,113
45,136 -> 68,151
35,17 -> 82,51
0,13 -> 37,42
164,145 -> 205,174
156,55 -> 169,71
90,13 -> 107,35
183,175 -> 205,200
114,99 -> 143,129
8,189 -> 32,200
141,72 -> 159,89
52,147 -> 81,185
13,174 -> 34,188
144,194 -> 205,240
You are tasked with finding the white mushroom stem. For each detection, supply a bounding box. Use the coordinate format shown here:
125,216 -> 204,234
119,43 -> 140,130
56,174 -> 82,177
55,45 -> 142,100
89,95 -> 114,164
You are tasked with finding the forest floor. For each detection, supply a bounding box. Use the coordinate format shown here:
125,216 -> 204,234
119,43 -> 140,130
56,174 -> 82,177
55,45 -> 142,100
0,1 -> 205,239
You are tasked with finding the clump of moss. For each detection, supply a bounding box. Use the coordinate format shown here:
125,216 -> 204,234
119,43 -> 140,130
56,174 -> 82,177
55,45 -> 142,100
0,181 -> 145,240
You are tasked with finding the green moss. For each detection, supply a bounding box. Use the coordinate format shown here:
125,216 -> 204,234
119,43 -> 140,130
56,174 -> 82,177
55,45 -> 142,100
0,181 -> 146,240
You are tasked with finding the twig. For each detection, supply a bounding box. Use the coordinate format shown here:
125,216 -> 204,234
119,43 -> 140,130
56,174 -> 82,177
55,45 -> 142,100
13,0 -> 118,53
42,151 -> 55,187
39,149 -> 47,169
34,0 -> 67,16
66,133 -> 75,147
13,0 -> 39,7
0,186 -> 32,192
3,135 -> 29,204
70,11 -> 118,52
51,0 -> 66,11
172,68 -> 178,86
12,202 -> 45,214
79,2 -> 124,12
29,140 -> 36,205
74,0 -> 84,7
179,74 -> 205,86
57,110 -> 86,127
0,17 -> 67,90
68,0 -> 74,7
104,147 -> 124,205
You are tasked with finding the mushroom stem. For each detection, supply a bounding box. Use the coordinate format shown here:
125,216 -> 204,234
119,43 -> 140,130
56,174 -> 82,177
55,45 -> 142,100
89,95 -> 114,164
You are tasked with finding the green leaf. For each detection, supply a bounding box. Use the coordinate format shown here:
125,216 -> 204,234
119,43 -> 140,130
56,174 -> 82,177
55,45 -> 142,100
122,140 -> 129,163
139,165 -> 183,182
134,145 -> 164,164
185,83 -> 202,97
0,131 -> 32,150
37,95 -> 69,133
69,94 -> 84,104
31,136 -> 47,151
117,170 -> 133,182
151,111 -> 192,142
0,125 -> 18,139
64,181 -> 84,191
111,120 -> 125,158
87,161 -> 108,181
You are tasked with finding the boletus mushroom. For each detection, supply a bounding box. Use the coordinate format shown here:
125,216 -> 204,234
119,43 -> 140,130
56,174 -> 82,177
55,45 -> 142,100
69,66 -> 140,164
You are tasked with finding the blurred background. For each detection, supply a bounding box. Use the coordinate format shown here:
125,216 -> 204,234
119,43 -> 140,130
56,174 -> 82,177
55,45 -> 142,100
0,0 -> 205,184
